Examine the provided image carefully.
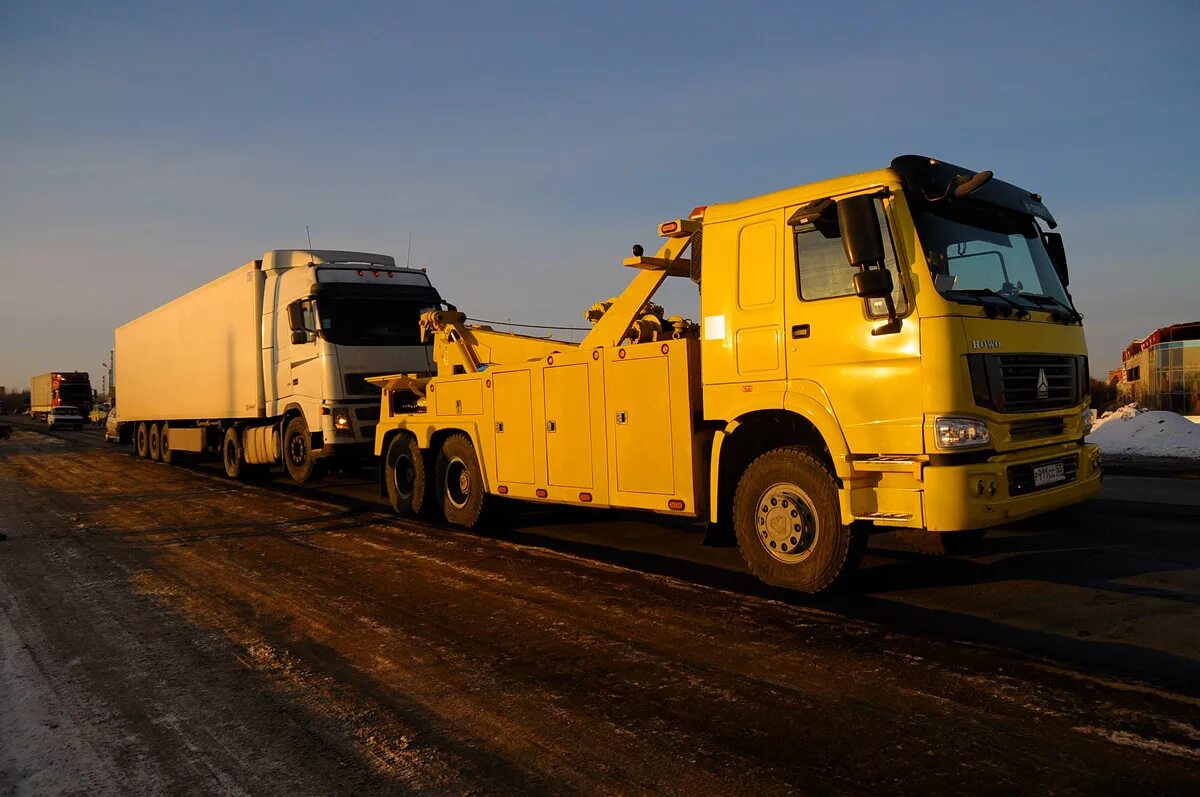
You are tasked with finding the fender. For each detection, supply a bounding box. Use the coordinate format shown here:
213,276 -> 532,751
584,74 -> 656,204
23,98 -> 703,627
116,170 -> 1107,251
707,384 -> 852,524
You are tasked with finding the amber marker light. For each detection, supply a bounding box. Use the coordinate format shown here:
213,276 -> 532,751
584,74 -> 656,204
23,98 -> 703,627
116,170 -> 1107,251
497,485 -> 509,495
536,488 -> 548,498
668,499 -> 685,511
659,220 -> 679,235
579,492 -> 592,503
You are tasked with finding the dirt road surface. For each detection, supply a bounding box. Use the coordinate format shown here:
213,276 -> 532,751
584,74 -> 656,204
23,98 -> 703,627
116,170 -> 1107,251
3,422 -> 1200,794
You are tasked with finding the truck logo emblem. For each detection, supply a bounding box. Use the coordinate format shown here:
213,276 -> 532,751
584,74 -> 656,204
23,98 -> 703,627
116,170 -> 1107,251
1036,369 -> 1050,399
971,339 -> 1002,349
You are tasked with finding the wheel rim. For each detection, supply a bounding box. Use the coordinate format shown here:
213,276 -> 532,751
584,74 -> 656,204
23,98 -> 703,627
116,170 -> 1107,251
393,452 -> 415,500
288,431 -> 308,467
755,482 -> 819,563
445,456 -> 470,509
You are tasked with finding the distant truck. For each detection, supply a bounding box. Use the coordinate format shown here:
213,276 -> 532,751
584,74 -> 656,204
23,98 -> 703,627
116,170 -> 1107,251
114,250 -> 443,481
30,372 -> 93,421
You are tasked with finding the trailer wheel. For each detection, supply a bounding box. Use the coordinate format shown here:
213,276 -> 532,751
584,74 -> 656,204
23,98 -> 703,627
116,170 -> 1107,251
732,447 -> 861,593
386,433 -> 433,519
159,425 -> 173,464
283,416 -> 323,483
148,423 -> 162,461
135,422 -> 149,458
222,427 -> 244,479
436,433 -> 487,528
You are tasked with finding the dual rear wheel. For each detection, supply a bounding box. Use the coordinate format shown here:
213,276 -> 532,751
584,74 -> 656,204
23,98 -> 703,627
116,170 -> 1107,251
385,432 -> 489,528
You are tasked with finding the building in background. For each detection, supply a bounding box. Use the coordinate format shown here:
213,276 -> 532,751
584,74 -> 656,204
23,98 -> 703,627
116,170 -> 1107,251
1117,321 -> 1200,414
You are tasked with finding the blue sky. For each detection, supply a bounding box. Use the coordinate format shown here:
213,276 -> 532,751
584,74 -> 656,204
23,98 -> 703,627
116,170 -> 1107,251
1,0 -> 1197,391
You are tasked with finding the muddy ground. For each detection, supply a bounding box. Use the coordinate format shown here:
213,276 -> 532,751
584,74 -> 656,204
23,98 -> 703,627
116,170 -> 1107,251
2,423 -> 1199,795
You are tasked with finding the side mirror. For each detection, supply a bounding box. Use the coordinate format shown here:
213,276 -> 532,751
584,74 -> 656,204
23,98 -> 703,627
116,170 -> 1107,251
853,268 -> 894,299
837,195 -> 885,268
1043,232 -> 1069,287
286,301 -> 305,331
290,330 -> 308,345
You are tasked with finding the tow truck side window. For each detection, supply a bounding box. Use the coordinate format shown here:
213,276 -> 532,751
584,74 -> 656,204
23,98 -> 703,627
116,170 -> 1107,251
794,198 -> 907,316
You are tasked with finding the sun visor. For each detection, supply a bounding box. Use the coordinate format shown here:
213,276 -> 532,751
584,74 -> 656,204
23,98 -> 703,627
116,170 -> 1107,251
891,155 -> 1057,228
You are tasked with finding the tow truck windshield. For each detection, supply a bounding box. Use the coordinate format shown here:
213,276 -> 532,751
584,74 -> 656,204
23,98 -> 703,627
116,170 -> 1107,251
913,201 -> 1074,316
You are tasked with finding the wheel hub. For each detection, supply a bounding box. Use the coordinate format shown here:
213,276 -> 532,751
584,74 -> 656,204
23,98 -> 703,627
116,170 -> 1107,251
446,456 -> 471,509
755,482 -> 818,563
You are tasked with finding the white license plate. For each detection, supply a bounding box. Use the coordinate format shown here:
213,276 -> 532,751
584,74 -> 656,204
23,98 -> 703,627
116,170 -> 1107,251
1033,461 -> 1066,487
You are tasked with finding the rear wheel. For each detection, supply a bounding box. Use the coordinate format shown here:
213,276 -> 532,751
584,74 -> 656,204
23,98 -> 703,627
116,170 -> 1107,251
436,433 -> 488,528
283,415 -> 323,483
159,425 -> 173,464
148,423 -> 162,461
135,422 -> 149,458
733,447 -> 861,593
222,427 -> 244,479
385,433 -> 434,518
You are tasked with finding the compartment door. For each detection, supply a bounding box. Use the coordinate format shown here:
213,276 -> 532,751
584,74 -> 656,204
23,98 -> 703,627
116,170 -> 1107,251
608,356 -> 674,495
492,370 -> 535,484
544,364 -> 592,488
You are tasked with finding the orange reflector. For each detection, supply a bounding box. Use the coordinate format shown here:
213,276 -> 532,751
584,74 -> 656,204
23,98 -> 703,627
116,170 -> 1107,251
659,220 -> 679,235
579,492 -> 592,503
497,485 -> 509,495
618,349 -> 627,359
320,406 -> 330,415
668,499 -> 685,511
536,488 -> 548,498
741,385 -> 752,392
688,205 -> 707,220
661,343 -> 669,354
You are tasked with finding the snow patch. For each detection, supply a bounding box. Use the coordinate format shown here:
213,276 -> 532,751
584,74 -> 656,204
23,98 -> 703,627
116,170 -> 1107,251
1087,405 -> 1200,459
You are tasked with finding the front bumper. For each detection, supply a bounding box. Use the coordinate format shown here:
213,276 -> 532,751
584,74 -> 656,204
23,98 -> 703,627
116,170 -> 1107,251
923,443 -> 1101,531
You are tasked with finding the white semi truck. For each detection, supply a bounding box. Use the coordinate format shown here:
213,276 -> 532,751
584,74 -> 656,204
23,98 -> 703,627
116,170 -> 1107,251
114,250 -> 443,481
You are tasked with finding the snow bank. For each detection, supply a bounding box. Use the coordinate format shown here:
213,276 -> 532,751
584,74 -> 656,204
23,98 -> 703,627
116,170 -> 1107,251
1087,406 -> 1200,459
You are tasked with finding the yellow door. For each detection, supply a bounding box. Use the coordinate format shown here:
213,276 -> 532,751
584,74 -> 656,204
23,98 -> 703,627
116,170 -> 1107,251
492,370 -> 535,484
608,356 -> 674,495
544,364 -> 592,488
785,195 -> 923,454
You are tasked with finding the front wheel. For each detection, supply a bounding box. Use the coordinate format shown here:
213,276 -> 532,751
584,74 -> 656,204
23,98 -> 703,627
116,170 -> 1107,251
385,433 -> 434,518
283,416 -> 323,484
732,447 -> 860,593
435,433 -> 488,528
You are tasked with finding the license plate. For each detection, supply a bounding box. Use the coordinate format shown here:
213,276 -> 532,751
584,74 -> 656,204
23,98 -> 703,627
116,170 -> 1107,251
1033,461 -> 1066,487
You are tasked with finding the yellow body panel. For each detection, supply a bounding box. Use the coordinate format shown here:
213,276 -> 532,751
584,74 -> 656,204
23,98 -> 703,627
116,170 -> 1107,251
375,159 -> 1096,536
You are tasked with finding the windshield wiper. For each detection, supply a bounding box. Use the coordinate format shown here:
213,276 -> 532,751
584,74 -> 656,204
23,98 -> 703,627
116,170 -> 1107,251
951,288 -> 1031,319
1019,292 -> 1082,324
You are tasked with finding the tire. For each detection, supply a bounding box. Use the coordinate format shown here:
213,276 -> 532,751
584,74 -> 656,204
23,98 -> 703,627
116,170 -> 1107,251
283,415 -> 323,484
385,433 -> 433,518
135,422 -> 149,458
222,426 -> 244,479
160,425 -> 173,464
732,447 -> 859,593
436,433 -> 488,528
148,423 -> 162,461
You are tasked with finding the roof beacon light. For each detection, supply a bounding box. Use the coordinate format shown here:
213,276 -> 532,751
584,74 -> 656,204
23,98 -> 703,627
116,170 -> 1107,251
688,205 -> 707,221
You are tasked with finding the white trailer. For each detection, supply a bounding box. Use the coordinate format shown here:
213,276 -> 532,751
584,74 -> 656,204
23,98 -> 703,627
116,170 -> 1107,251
114,250 -> 442,481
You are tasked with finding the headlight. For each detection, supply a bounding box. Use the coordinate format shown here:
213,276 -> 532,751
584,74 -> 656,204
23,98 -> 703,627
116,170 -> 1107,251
1082,408 -> 1095,435
332,408 -> 352,431
934,416 -> 992,449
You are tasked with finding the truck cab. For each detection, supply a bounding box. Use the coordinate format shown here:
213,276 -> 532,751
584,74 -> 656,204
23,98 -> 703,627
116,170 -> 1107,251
262,250 -> 443,479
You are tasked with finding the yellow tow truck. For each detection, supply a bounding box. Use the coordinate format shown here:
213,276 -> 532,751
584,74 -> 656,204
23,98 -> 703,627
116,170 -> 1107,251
371,155 -> 1101,592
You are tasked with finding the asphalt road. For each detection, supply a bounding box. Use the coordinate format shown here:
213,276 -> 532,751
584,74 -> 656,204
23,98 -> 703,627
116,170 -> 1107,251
3,416 -> 1199,795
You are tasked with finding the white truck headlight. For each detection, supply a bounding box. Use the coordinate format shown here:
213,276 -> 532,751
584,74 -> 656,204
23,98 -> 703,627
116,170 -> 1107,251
332,408 -> 352,431
934,416 -> 991,449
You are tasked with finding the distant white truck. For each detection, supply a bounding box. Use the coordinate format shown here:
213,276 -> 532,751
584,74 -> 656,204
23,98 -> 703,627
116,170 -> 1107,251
114,250 -> 443,481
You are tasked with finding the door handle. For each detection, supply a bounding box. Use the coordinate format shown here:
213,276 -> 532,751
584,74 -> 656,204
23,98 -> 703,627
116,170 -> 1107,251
791,324 -> 810,339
